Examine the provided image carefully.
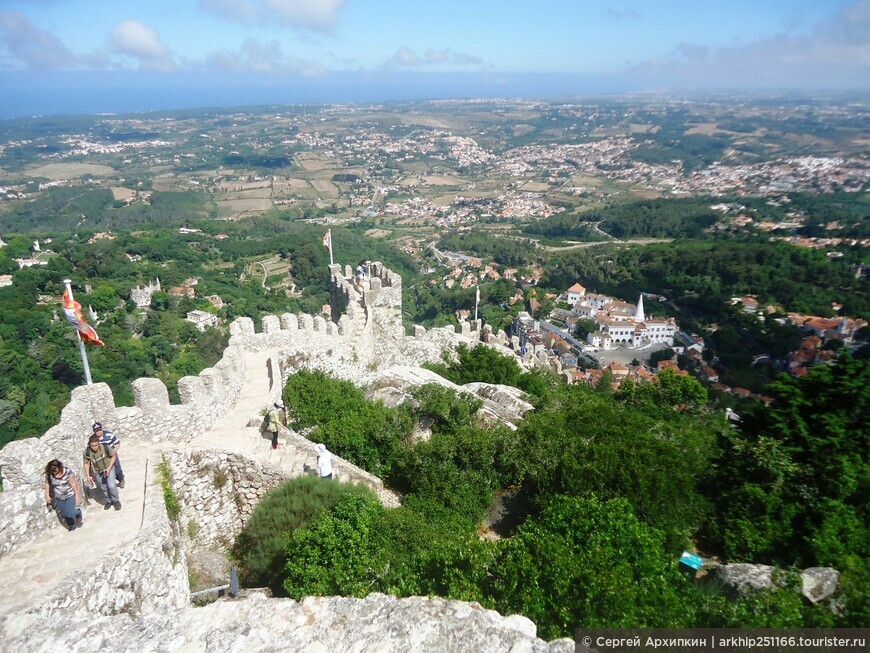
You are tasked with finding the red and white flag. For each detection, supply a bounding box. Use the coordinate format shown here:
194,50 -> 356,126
322,230 -> 332,251
62,288 -> 104,346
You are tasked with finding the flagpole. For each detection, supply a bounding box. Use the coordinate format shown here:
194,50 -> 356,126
327,229 -> 334,266
474,285 -> 480,322
63,279 -> 93,385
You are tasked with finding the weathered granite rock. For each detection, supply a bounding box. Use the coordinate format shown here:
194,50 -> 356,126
713,563 -> 842,604
801,567 -> 840,603
0,485 -> 58,555
0,592 -> 575,653
463,382 -> 535,425
713,563 -> 778,594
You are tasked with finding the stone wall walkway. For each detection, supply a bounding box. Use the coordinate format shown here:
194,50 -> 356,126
0,348 -> 289,615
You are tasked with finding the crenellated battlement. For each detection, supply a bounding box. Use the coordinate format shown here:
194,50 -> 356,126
0,262 -> 570,650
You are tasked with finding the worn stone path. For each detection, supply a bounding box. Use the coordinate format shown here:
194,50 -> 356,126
0,348 -> 287,615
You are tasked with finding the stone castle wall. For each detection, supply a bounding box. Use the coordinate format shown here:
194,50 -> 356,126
0,261 -> 515,557
169,440 -> 398,551
0,345 -> 247,555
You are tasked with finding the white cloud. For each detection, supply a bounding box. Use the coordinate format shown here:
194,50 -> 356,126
200,0 -> 345,31
628,0 -> 870,89
198,0 -> 259,23
204,38 -> 326,76
109,20 -> 176,71
384,46 -> 483,70
0,10 -> 77,69
264,0 -> 345,30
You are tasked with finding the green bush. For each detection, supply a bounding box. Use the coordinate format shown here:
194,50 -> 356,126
233,476 -> 378,595
390,425 -> 506,522
410,384 -> 481,432
284,368 -> 364,428
283,493 -> 386,598
484,494 -> 688,638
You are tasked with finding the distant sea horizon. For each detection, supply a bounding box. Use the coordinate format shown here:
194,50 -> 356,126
4,71 -> 865,120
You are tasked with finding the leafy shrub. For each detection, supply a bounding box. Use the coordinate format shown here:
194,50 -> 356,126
284,368 -> 413,477
410,384 -> 481,433
512,382 -> 717,548
233,476 -> 377,595
314,400 -> 412,478
283,493 -> 386,598
284,368 -> 364,428
390,425 -> 507,522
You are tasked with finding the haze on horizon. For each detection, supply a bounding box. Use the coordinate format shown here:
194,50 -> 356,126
1,0 -> 868,118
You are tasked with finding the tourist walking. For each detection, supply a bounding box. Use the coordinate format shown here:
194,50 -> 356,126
267,400 -> 286,450
44,459 -> 83,531
83,434 -> 121,510
92,421 -> 125,488
315,443 -> 333,480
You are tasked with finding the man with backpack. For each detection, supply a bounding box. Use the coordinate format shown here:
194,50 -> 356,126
83,433 -> 121,510
92,421 -> 125,489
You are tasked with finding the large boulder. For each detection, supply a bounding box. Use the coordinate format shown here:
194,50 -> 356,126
366,366 -> 533,429
713,563 -> 841,604
713,563 -> 778,594
801,567 -> 840,603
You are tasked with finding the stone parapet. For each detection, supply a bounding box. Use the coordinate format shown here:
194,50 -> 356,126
0,478 -> 58,557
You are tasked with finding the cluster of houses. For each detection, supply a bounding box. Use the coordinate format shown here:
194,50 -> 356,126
784,313 -> 866,378
509,282 -> 685,392
564,283 -> 677,350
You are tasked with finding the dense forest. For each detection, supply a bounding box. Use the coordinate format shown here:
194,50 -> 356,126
436,231 -> 536,266
593,197 -> 722,239
232,347 -> 868,637
521,211 -> 609,241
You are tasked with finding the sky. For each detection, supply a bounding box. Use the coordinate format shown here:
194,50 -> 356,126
1,0 -> 868,117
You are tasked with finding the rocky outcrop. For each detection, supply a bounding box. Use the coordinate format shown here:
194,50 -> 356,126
462,382 -> 535,426
714,563 -> 779,594
365,365 -> 533,429
713,563 -> 841,603
1,592 -> 575,653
